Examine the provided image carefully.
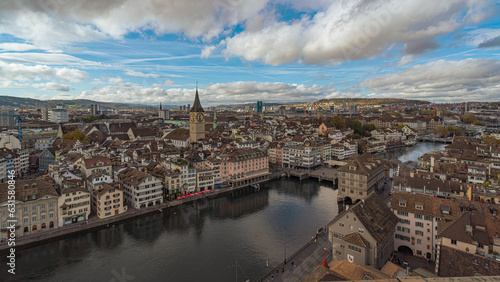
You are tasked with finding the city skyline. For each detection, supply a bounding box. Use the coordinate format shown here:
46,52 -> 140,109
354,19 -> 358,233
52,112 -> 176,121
0,0 -> 499,106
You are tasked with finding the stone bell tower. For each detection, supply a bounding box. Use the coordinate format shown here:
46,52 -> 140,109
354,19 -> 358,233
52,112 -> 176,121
189,84 -> 205,142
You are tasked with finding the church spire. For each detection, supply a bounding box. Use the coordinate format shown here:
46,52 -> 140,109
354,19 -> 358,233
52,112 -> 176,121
190,82 -> 204,113
159,102 -> 162,110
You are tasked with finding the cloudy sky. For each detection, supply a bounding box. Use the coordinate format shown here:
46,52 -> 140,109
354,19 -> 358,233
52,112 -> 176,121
0,0 -> 499,106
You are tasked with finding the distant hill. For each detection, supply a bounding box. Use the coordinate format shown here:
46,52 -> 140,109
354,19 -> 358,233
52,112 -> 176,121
214,102 -> 291,109
0,96 -> 177,109
315,98 -> 430,106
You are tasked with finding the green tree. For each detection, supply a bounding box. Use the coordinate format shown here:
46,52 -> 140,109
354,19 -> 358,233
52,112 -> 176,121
63,129 -> 90,144
392,112 -> 402,117
397,124 -> 406,130
362,124 -> 376,132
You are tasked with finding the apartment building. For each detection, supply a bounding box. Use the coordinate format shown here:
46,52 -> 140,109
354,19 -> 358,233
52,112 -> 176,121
338,153 -> 387,202
282,145 -> 321,169
116,167 -> 163,209
327,193 -> 398,269
435,208 -> 500,277
93,183 -> 127,219
220,149 -> 269,187
57,187 -> 91,226
0,179 -> 59,240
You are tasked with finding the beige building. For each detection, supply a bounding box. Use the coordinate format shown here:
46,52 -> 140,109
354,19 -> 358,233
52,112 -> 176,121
58,187 -> 91,226
0,179 -> 59,240
116,167 -> 163,209
337,153 -> 388,202
327,193 -> 398,269
93,183 -> 127,219
81,156 -> 112,178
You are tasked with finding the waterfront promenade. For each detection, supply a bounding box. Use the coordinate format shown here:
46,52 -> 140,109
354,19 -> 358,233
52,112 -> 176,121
259,231 -> 333,282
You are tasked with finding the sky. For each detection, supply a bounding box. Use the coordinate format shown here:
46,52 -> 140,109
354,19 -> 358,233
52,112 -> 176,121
0,0 -> 499,107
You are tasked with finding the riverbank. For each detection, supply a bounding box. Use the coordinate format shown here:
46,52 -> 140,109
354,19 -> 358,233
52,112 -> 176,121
0,172 -> 284,253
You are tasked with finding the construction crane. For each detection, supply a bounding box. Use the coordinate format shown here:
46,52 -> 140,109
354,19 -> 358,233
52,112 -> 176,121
0,113 -> 23,148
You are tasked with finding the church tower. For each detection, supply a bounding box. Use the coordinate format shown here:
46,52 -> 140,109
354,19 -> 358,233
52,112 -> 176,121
189,84 -> 205,142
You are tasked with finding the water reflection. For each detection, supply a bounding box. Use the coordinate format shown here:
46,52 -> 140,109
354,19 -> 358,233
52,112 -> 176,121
377,142 -> 446,162
92,224 -> 125,250
4,179 -> 337,282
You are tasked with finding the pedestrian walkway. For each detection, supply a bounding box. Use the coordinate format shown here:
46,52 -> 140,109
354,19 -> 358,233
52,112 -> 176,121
260,231 -> 333,282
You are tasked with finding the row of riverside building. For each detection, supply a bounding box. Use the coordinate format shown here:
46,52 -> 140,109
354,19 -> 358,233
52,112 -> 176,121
0,147 -> 269,241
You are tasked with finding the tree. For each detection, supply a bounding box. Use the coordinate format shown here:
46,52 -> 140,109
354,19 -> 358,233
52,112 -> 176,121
448,126 -> 462,136
63,129 -> 90,144
434,126 -> 449,138
461,113 -> 479,124
397,124 -> 406,130
331,115 -> 346,129
362,124 -> 376,132
392,112 -> 402,117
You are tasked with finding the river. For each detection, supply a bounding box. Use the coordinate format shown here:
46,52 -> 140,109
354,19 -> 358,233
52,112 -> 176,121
2,143 -> 445,282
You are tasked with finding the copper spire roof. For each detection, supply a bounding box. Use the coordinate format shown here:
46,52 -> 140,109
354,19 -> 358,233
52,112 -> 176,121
189,86 -> 204,113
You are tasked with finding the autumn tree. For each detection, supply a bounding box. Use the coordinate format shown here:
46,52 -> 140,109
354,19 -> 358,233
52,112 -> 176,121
461,113 -> 479,124
448,126 -> 462,136
434,126 -> 449,138
63,129 -> 90,144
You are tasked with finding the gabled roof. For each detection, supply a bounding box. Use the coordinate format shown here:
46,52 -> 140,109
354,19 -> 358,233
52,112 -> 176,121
83,156 -> 112,169
327,193 -> 398,244
342,232 -> 370,248
165,128 -> 190,141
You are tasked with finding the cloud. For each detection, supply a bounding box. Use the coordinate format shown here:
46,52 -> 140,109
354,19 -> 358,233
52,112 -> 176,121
360,58 -> 500,102
0,42 -> 40,51
0,0 -> 269,50
0,61 -> 89,83
0,52 -> 109,67
32,82 -> 70,92
220,0 -> 491,65
478,36 -> 500,49
396,55 -> 414,67
201,45 -> 216,58
79,81 -> 334,105
125,70 -> 159,78
402,39 -> 440,55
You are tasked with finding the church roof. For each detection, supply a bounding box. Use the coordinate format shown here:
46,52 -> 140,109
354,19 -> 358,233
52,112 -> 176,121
189,88 -> 204,113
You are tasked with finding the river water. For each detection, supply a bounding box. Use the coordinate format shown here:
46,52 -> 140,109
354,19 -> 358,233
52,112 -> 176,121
2,143 -> 444,282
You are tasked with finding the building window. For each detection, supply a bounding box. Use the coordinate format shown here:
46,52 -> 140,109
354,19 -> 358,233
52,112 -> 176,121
339,222 -> 344,227
416,230 -> 424,236
451,239 -> 457,245
417,239 -> 422,244
415,222 -> 424,227
397,211 -> 408,216
349,225 -> 353,230
414,214 -> 423,219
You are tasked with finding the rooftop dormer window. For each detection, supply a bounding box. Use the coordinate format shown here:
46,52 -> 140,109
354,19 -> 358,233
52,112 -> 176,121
399,200 -> 407,207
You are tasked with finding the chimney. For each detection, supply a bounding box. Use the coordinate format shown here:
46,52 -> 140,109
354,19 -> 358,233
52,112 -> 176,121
466,225 -> 473,236
410,171 -> 415,178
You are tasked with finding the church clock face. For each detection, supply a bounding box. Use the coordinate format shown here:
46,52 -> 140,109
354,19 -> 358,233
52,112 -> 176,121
190,114 -> 196,122
197,113 -> 204,122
